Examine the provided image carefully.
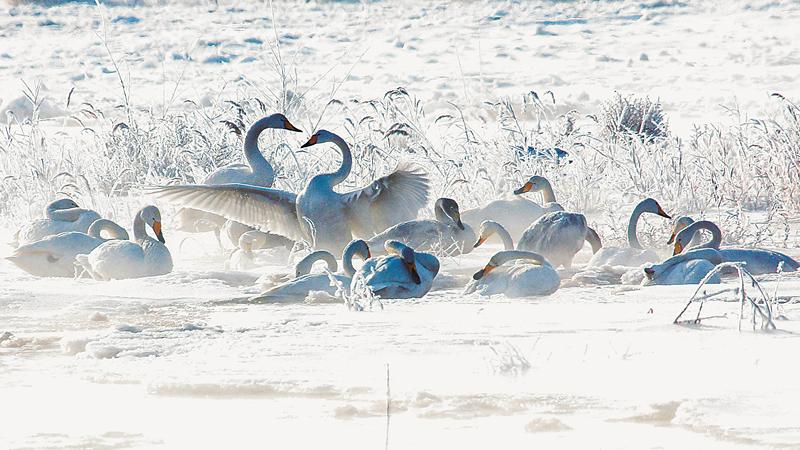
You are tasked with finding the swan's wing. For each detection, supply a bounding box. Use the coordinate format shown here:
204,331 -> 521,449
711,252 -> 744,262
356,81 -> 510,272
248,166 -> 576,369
145,184 -> 304,241
341,163 -> 431,237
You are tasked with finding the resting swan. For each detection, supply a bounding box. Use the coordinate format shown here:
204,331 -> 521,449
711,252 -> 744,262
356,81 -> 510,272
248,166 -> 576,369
251,240 -> 371,302
148,130 -> 430,255
515,211 -> 602,269
76,206 -> 173,280
352,241 -> 439,299
173,113 -> 302,246
464,250 -> 560,297
461,175 -> 563,241
643,248 -> 723,285
225,230 -> 295,270
587,198 -> 671,267
15,199 -> 102,247
366,198 -> 476,256
671,219 -> 799,275
7,219 -> 128,277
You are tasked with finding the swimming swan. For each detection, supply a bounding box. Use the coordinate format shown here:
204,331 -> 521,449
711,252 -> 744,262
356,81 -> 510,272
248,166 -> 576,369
7,219 -> 128,277
643,248 -> 723,285
147,130 -> 430,254
352,240 -> 439,299
464,250 -> 560,297
588,198 -> 671,267
76,205 -> 173,280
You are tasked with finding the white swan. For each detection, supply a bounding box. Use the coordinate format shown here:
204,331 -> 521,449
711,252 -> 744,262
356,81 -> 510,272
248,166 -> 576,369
76,206 -> 173,280
366,198 -> 476,256
672,219 -> 799,275
474,220 -> 515,250
464,250 -> 560,297
225,229 -> 295,271
587,198 -> 671,267
14,199 -> 102,247
461,175 -> 563,241
7,219 -> 128,277
173,113 -> 302,246
251,240 -> 371,302
352,241 -> 439,299
516,211 -> 602,269
148,130 -> 431,254
643,248 -> 723,285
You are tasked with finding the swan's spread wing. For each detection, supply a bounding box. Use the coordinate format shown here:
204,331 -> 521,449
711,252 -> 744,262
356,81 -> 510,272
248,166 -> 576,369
146,184 -> 304,240
342,163 -> 431,237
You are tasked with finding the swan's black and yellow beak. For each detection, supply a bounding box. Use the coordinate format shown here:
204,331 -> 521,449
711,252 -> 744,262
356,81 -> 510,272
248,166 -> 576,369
667,232 -> 676,245
283,118 -> 303,133
657,206 -> 671,219
453,212 -> 465,231
644,267 -> 655,279
474,236 -> 487,248
473,264 -> 495,280
300,134 -> 319,148
672,241 -> 683,256
513,181 -> 532,195
405,261 -> 421,284
153,220 -> 165,244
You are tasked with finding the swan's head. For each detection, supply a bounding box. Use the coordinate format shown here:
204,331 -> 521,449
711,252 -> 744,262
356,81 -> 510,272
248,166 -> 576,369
49,198 -> 80,211
140,205 -> 165,243
643,265 -> 656,280
386,240 -> 421,284
668,216 -> 695,248
474,220 -> 501,248
262,113 -> 302,132
672,223 -> 700,256
300,130 -> 338,148
435,198 -> 465,230
473,256 -> 501,280
640,198 -> 671,219
238,230 -> 267,254
513,175 -> 548,195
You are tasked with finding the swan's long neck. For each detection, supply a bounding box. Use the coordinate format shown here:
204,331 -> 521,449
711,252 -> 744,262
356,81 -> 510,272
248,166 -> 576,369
88,219 -> 129,240
488,222 -> 514,250
495,250 -> 549,268
685,220 -> 722,250
660,248 -> 723,271
627,201 -> 647,249
132,213 -> 148,241
539,179 -> 556,204
323,134 -> 352,186
342,241 -> 369,277
295,250 -> 338,276
243,117 -> 276,185
48,208 -> 86,222
434,202 -> 448,223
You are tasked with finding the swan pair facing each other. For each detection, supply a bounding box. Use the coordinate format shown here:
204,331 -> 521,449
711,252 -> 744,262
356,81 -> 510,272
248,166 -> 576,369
253,240 -> 439,302
149,130 -> 431,255
174,113 -> 302,248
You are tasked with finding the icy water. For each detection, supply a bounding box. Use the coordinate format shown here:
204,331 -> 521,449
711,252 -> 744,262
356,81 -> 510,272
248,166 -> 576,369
3,231 -> 800,449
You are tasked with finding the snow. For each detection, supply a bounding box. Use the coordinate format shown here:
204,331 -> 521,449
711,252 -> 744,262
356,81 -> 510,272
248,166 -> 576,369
2,0 -> 800,448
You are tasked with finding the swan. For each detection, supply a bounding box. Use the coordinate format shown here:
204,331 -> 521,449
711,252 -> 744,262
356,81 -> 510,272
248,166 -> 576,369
464,250 -> 560,297
587,198 -> 671,267
366,198 -> 476,256
474,220 -> 515,250
514,211 -> 602,269
14,199 -> 102,247
76,205 -> 173,280
643,248 -> 723,285
147,130 -> 431,254
251,240 -> 371,302
461,175 -> 563,241
352,240 -> 439,299
225,228 -> 295,270
173,113 -> 302,246
7,219 -> 129,277
671,219 -> 799,275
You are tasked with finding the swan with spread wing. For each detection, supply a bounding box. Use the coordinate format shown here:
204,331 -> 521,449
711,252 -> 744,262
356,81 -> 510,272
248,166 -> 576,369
147,130 -> 430,255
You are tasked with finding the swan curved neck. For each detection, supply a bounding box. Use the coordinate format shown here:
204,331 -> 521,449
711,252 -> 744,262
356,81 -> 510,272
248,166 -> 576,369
662,248 -> 723,270
48,207 -> 85,222
88,219 -> 128,240
686,221 -> 722,250
323,134 -> 352,186
132,213 -> 148,241
539,179 -> 556,204
295,251 -> 338,276
585,227 -> 603,253
627,201 -> 647,249
496,250 -> 548,267
342,243 -> 368,277
243,118 -> 276,185
490,223 -> 514,250
434,202 -> 448,223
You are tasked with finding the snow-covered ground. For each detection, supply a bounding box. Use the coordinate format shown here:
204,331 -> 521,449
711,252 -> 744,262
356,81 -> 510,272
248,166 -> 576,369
3,0 -> 800,449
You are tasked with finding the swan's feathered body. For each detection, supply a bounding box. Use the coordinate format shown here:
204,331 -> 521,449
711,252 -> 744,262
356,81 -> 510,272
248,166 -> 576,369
464,251 -> 560,297
251,241 -> 370,302
643,248 -> 722,285
366,198 -> 475,256
77,206 -> 172,280
7,219 -> 129,277
15,199 -> 102,247
518,211 -> 601,268
588,198 -> 671,268
353,241 -> 439,299
462,196 -> 562,243
148,130 -> 430,255
672,219 -> 800,275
